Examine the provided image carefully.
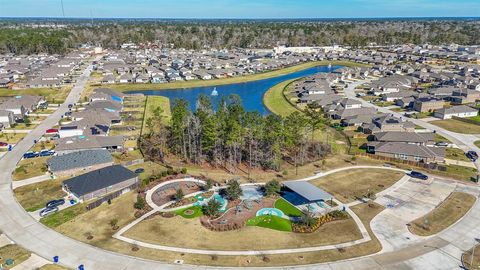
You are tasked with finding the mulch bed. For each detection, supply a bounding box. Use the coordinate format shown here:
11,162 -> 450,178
151,181 -> 203,207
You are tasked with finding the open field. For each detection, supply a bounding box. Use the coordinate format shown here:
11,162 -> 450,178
14,178 -> 65,212
409,192 -> 476,236
123,213 -> 361,250
0,133 -> 27,144
431,119 -> 480,134
0,244 -> 31,269
112,149 -> 144,163
12,157 -> 49,181
0,87 -> 71,103
263,79 -> 299,116
141,95 -> 171,135
127,161 -> 168,182
106,61 -> 369,92
310,169 -> 405,203
445,147 -> 470,162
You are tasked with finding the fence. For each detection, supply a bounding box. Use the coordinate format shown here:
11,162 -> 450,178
452,116 -> 480,126
86,182 -> 139,210
356,153 -> 447,171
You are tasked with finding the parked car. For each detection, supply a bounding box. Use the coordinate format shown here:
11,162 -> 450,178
46,199 -> 65,209
466,151 -> 478,162
23,151 -> 39,159
435,142 -> 449,147
0,142 -> 8,147
134,168 -> 145,174
39,150 -> 55,157
67,104 -> 73,108
46,128 -> 58,134
409,171 -> 428,180
39,207 -> 59,217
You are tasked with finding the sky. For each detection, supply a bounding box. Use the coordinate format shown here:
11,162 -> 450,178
0,0 -> 479,19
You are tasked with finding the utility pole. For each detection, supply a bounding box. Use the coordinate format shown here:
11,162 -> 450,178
60,0 -> 65,18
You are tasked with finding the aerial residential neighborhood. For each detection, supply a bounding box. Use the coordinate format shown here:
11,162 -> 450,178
1,2 -> 480,270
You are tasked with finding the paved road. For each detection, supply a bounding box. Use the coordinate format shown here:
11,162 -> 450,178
0,71 -> 478,269
343,80 -> 480,172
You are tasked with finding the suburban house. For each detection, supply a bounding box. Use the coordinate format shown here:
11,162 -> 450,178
361,114 -> 415,134
91,88 -> 125,103
434,105 -> 478,120
413,97 -> 445,113
0,95 -> 46,117
55,135 -> 124,155
47,149 -> 114,177
62,165 -> 138,202
0,110 -> 15,128
366,141 -> 445,163
449,89 -> 480,104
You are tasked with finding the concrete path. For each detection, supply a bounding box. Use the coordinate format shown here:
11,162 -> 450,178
10,254 -> 50,270
12,174 -> 52,189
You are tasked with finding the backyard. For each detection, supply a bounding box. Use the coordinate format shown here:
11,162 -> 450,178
409,192 -> 476,236
309,168 -> 405,203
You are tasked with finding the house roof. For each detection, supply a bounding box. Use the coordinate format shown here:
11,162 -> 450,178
55,135 -> 124,152
435,105 -> 478,115
283,181 -> 333,202
47,149 -> 113,172
63,165 -> 136,197
374,131 -> 434,144
370,142 -> 445,158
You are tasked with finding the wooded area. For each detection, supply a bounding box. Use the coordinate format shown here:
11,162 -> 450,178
139,94 -> 331,172
1,19 -> 480,54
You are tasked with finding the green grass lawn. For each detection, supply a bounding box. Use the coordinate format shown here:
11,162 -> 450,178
263,79 -> 299,117
0,87 -> 71,103
467,116 -> 480,123
246,215 -> 292,232
141,95 -> 171,135
14,178 -> 65,212
109,61 -> 369,92
174,205 -> 203,219
274,198 -> 303,217
40,203 -> 87,228
445,148 -> 470,162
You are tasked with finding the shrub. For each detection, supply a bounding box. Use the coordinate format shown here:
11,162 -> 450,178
264,179 -> 281,196
180,167 -> 187,174
134,195 -> 146,210
202,199 -> 221,217
224,180 -> 242,200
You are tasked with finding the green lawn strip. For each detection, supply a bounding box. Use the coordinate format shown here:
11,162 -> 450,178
174,205 -> 203,219
0,244 -> 31,268
40,203 -> 87,228
108,61 -> 369,92
274,198 -> 303,217
246,215 -> 292,232
141,95 -> 171,135
263,79 -> 300,117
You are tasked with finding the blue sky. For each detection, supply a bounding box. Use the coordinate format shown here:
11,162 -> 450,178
1,0 -> 479,18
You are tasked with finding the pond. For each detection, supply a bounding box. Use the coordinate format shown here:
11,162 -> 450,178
128,65 -> 340,114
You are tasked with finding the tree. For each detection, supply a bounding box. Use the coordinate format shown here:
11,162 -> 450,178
174,188 -> 184,201
202,199 -> 221,217
224,180 -> 242,200
23,116 -> 31,127
134,195 -> 146,210
264,179 -> 281,196
299,210 -> 317,228
204,178 -> 213,191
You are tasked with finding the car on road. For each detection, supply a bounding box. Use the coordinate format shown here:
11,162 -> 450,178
435,142 -> 449,147
39,207 -> 59,217
466,151 -> 478,162
46,199 -> 65,209
409,171 -> 428,180
134,168 -> 145,174
23,151 -> 39,159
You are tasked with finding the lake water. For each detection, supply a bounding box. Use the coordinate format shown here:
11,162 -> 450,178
128,65 -> 340,114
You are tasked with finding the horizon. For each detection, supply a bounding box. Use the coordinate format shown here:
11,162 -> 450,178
1,0 -> 479,19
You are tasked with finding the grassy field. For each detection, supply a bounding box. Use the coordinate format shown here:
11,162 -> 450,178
445,147 -> 470,162
14,178 -> 65,212
112,149 -> 144,163
274,198 -> 303,217
141,95 -> 171,135
107,61 -> 369,92
0,87 -> 71,103
431,119 -> 480,134
0,133 -> 27,144
12,157 -> 49,181
128,161 -> 168,182
38,265 -> 70,270
40,203 -> 88,228
246,215 -> 292,232
409,192 -> 476,236
124,212 -> 361,250
175,206 -> 203,219
263,79 -> 299,117
310,168 -> 405,203
0,244 -> 31,269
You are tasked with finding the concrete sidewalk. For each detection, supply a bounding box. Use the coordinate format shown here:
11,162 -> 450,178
12,174 -> 52,189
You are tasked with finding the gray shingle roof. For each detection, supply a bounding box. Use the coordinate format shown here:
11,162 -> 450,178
47,149 -> 113,172
63,165 -> 136,197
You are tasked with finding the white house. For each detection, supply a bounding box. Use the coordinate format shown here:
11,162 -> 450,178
434,105 -> 478,120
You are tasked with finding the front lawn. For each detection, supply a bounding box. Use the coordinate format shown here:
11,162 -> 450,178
40,203 -> 87,228
14,178 -> 65,212
0,244 -> 31,269
246,215 -> 292,232
274,198 -> 303,217
445,148 -> 470,162
12,157 -> 49,181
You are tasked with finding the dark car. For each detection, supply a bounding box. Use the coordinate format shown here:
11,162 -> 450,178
466,151 -> 478,161
410,171 -> 428,180
23,151 -> 39,159
46,199 -> 65,209
67,104 -> 73,108
134,168 -> 145,174
39,207 -> 59,217
39,150 -> 55,157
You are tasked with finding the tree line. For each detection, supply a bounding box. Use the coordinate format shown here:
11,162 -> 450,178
1,19 -> 480,54
140,94 -> 331,173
